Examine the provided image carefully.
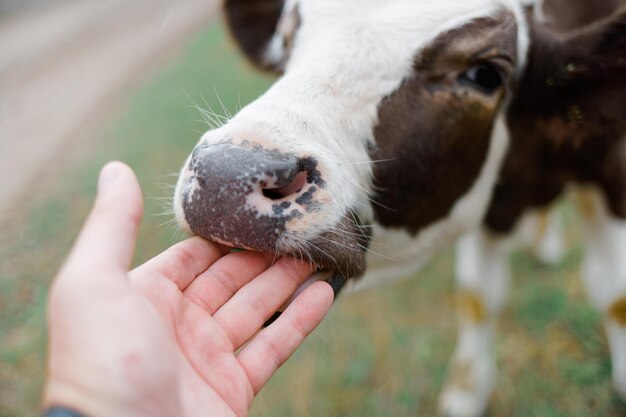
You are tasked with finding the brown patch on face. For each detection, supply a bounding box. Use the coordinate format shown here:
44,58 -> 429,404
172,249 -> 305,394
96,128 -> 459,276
414,13 -> 518,80
608,296 -> 626,326
370,12 -> 517,233
456,291 -> 487,323
484,8 -> 626,234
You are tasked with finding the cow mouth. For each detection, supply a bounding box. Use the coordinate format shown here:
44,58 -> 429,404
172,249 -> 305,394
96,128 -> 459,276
186,206 -> 371,299
223,245 -> 352,293
206,223 -> 369,327
211,214 -> 370,296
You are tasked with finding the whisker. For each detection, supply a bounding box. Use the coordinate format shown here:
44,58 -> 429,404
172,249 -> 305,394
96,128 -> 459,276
324,227 -> 369,240
322,225 -> 395,262
345,179 -> 397,212
236,93 -> 243,113
357,243 -> 397,262
339,158 -> 396,165
158,217 -> 179,229
316,235 -> 361,254
212,84 -> 234,119
304,240 -> 344,274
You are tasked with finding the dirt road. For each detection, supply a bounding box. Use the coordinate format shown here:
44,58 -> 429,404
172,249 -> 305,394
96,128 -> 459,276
0,0 -> 218,221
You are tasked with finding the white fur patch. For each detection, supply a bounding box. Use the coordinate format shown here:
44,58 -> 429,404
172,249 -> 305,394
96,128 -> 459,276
265,0 -> 301,67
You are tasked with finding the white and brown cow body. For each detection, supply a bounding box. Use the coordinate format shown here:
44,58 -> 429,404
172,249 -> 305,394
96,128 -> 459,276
174,0 -> 626,415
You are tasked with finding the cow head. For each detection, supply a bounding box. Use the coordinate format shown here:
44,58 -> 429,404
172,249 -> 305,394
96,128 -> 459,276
174,0 -> 530,289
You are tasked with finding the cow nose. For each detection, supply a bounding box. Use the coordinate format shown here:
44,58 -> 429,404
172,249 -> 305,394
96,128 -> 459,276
191,142 -> 306,200
182,142 -> 322,251
261,170 -> 308,199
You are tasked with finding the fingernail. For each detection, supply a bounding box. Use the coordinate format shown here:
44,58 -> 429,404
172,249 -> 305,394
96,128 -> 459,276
98,162 -> 124,191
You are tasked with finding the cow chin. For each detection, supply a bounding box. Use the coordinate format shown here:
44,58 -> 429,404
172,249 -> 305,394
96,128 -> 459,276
275,209 -> 371,292
190,211 -> 369,295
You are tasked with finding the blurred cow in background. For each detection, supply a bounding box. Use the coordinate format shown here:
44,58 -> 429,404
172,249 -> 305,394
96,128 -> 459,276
174,0 -> 626,415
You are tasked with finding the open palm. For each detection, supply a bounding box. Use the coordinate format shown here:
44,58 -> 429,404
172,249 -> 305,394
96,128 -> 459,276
45,162 -> 333,417
131,237 -> 332,417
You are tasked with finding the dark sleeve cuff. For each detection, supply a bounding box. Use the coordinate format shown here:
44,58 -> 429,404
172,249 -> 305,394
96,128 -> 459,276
42,407 -> 88,417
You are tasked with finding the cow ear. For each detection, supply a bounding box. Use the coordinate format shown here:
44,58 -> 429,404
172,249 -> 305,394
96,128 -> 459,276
224,0 -> 299,73
562,7 -> 626,76
539,0 -> 624,32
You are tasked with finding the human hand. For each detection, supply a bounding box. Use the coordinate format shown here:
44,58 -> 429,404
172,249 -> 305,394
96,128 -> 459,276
44,162 -> 334,417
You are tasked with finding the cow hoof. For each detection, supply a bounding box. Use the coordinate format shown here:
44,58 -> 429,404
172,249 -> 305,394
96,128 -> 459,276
438,357 -> 495,417
439,391 -> 489,417
607,323 -> 626,403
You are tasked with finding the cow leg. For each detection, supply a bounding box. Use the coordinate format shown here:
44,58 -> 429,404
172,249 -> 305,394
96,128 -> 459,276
577,188 -> 626,401
516,207 -> 566,265
531,208 -> 566,265
439,229 -> 510,417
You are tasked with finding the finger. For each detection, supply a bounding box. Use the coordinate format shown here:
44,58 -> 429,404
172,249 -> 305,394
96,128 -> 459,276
237,281 -> 333,394
60,162 -> 143,281
212,257 -> 315,349
130,236 -> 229,290
182,250 -> 271,313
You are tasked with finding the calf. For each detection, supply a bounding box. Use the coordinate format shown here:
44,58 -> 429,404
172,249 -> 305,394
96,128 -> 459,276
174,0 -> 626,415
442,2 -> 626,415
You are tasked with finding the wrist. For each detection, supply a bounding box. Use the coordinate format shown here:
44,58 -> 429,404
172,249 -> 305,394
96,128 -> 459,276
43,407 -> 88,417
43,379 -> 161,417
44,380 -> 123,417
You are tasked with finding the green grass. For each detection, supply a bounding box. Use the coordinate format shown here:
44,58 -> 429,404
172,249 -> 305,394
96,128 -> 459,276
1,22 -> 625,417
250,243 -> 625,417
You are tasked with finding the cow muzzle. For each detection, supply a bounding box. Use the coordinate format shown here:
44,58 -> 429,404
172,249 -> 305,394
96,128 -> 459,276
175,139 -> 370,297
179,140 -> 326,252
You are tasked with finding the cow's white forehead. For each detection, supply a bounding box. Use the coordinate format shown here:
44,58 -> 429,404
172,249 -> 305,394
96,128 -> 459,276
292,0 -> 528,64
264,0 -> 529,122
298,0 -> 519,29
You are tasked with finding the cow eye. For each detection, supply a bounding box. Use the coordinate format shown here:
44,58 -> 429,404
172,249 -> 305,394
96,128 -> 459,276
459,63 -> 503,94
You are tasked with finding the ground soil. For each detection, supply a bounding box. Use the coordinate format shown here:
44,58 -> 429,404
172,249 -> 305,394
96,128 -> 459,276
0,0 -> 218,224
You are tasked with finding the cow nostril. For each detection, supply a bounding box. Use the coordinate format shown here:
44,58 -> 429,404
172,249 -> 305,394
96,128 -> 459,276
262,171 -> 308,200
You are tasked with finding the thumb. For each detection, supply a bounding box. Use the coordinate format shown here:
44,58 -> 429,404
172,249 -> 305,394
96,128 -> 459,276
61,162 -> 144,280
